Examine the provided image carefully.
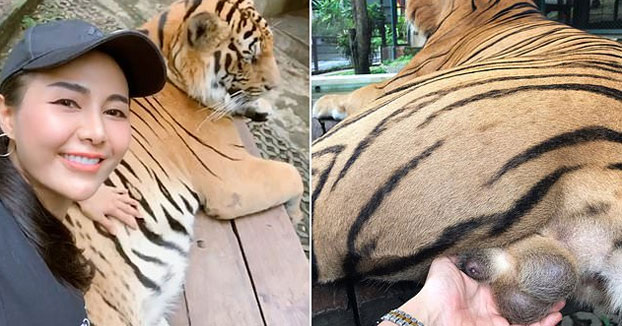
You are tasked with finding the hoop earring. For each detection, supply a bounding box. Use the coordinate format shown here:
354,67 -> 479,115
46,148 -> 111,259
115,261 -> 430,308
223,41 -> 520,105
0,133 -> 14,158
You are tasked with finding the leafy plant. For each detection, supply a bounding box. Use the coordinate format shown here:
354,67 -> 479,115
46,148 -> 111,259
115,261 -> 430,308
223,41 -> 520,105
314,0 -> 413,71
21,16 -> 37,29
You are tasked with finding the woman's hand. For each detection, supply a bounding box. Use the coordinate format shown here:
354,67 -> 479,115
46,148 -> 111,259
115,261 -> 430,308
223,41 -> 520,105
77,185 -> 142,235
380,256 -> 564,326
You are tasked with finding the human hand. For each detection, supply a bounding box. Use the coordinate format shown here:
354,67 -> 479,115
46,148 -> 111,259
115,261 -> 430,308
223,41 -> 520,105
77,185 -> 142,235
380,256 -> 564,326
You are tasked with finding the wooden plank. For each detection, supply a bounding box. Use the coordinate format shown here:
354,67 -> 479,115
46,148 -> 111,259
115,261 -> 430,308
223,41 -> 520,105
312,283 -> 357,326
233,120 -> 310,326
183,213 -> 265,325
169,287 -> 190,326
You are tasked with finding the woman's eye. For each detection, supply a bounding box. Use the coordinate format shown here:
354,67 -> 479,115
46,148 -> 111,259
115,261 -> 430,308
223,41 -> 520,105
51,98 -> 79,108
105,109 -> 127,119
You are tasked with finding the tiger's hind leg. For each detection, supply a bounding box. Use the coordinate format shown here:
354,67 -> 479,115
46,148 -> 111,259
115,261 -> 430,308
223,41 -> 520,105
458,235 -> 578,324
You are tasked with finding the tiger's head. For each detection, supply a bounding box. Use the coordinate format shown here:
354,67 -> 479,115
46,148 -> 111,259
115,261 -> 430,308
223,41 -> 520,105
405,0 -> 539,37
139,0 -> 279,121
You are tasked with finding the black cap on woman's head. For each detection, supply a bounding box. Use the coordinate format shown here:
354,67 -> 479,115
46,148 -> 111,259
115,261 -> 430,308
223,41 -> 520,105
0,20 -> 166,98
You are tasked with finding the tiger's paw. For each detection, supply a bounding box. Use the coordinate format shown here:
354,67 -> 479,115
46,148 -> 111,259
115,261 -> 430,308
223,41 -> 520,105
312,94 -> 347,120
239,98 -> 272,122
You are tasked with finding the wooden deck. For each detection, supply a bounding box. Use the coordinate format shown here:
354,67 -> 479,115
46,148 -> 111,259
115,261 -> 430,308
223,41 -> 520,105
312,282 -> 421,326
170,120 -> 309,326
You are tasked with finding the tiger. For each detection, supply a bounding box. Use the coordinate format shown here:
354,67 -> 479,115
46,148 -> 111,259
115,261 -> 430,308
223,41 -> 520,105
312,0 -> 622,324
312,0 -> 617,121
140,0 -> 280,122
61,1 -> 304,325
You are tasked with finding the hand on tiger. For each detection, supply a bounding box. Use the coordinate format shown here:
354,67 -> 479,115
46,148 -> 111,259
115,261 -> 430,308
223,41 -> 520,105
78,185 -> 142,235
380,256 -> 564,326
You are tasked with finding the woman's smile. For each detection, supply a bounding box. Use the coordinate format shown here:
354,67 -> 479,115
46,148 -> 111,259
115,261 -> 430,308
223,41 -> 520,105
60,152 -> 106,173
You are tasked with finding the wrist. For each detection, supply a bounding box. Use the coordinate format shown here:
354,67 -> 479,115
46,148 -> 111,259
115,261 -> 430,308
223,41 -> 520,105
399,290 -> 437,325
378,289 -> 439,326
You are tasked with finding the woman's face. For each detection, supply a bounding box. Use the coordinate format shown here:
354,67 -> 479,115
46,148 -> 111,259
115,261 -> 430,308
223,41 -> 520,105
0,51 -> 131,212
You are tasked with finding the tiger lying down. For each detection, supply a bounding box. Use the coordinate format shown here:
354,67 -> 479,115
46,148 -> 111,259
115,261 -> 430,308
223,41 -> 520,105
63,1 -> 303,325
312,0 -> 622,324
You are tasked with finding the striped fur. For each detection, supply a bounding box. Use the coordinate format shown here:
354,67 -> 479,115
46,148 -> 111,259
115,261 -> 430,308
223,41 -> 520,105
140,0 -> 279,121
63,1 -> 303,325
312,0 -> 622,323
314,0 -> 615,119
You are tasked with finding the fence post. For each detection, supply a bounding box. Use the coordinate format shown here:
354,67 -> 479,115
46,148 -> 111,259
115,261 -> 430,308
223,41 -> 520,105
312,36 -> 319,72
572,0 -> 590,28
390,0 -> 398,60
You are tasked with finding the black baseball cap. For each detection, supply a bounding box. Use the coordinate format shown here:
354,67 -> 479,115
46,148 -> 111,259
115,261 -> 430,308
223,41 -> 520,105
0,20 -> 166,98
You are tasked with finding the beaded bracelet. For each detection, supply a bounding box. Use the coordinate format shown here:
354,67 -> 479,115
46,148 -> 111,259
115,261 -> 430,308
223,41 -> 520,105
378,309 -> 425,326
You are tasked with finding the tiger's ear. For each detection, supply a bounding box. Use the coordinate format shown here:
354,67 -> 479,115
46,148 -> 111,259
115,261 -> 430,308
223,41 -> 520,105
186,12 -> 229,51
405,0 -> 453,36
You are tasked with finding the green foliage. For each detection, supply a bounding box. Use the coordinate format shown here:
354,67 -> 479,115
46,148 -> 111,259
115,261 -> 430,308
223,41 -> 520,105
384,14 -> 408,45
21,15 -> 37,29
313,0 -> 387,59
367,2 -> 385,25
384,53 -> 414,67
312,0 -> 352,36
332,65 -> 387,75
313,0 -> 412,70
312,0 -> 353,58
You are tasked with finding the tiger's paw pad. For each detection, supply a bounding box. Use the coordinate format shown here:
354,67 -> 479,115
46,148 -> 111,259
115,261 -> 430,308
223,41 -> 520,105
246,110 -> 270,122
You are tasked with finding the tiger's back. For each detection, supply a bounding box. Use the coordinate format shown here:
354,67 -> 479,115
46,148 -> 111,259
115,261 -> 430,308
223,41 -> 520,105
314,0 -> 618,119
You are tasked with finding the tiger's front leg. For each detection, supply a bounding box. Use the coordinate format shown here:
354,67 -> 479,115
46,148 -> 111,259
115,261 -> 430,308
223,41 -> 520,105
202,155 -> 303,222
313,83 -> 384,120
235,98 -> 273,122
458,235 -> 578,324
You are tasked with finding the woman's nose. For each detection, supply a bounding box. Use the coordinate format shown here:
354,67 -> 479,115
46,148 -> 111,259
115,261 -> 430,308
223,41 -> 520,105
76,109 -> 107,145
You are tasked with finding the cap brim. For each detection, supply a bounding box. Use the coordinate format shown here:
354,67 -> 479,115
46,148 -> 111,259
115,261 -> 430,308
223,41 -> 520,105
22,30 -> 166,98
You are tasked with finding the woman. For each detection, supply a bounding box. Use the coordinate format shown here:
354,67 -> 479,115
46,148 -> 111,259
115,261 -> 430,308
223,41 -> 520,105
0,20 -> 165,325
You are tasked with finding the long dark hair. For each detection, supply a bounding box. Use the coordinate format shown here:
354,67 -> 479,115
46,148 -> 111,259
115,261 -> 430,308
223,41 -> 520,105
0,74 -> 94,292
